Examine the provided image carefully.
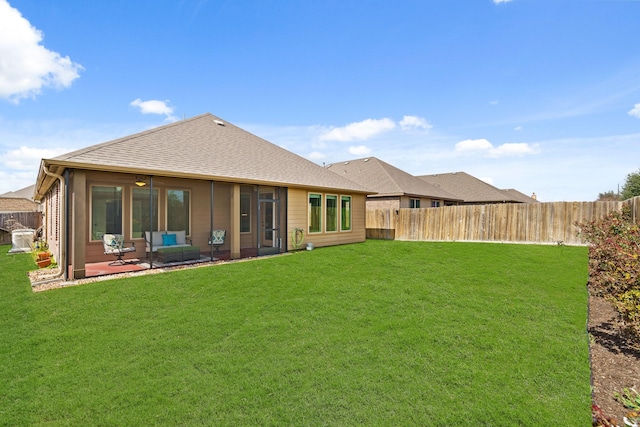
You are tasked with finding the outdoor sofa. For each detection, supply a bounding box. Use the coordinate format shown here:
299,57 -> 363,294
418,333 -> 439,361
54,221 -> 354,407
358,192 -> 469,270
144,230 -> 200,262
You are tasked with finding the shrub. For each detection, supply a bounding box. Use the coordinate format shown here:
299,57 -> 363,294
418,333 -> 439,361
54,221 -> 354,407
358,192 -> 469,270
577,205 -> 640,339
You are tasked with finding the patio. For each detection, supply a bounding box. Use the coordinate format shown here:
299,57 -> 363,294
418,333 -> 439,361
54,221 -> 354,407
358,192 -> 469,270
81,248 -> 259,278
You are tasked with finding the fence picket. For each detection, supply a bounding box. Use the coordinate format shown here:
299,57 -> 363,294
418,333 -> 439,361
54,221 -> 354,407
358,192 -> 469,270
366,197 -> 640,245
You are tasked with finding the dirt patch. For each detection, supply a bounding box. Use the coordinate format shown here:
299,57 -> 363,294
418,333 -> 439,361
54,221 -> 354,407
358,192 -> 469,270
589,293 -> 640,423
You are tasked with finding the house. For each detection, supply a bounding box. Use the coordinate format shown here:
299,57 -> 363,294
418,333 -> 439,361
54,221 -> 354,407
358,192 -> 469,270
0,184 -> 41,246
33,113 -> 372,280
325,157 -> 461,210
417,172 -> 538,205
502,189 -> 539,204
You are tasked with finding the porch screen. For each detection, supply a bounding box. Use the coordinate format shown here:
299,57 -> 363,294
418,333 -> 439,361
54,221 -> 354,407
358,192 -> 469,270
91,186 -> 123,241
308,193 -> 322,233
341,196 -> 351,231
326,195 -> 338,232
167,190 -> 190,234
132,188 -> 158,239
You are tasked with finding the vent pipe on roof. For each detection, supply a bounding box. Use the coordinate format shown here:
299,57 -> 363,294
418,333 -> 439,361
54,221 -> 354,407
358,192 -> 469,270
214,120 -> 225,126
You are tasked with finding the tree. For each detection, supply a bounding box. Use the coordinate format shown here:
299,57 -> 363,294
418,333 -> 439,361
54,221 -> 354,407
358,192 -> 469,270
621,169 -> 640,200
597,190 -> 620,201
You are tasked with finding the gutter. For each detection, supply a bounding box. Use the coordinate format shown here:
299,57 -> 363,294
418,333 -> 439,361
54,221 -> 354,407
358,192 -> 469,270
38,163 -> 68,282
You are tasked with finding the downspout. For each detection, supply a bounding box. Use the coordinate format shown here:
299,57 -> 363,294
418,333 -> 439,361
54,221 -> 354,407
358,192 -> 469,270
39,164 -> 68,281
210,180 -> 214,261
149,176 -> 154,269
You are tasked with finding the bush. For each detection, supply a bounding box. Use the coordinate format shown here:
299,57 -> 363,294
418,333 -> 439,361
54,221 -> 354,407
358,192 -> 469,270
577,205 -> 640,339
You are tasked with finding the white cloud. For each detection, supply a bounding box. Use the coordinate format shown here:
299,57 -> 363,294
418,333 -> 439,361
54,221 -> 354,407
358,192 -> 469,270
130,98 -> 177,121
455,138 -> 540,158
400,115 -> 432,131
319,118 -> 395,142
479,177 -> 494,185
348,145 -> 372,156
308,151 -> 326,160
0,0 -> 83,102
493,0 -> 512,4
1,145 -> 65,171
628,103 -> 640,118
514,126 -> 523,131
455,139 -> 494,152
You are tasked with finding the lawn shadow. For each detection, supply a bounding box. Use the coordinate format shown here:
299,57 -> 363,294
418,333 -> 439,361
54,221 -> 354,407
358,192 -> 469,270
589,321 -> 640,359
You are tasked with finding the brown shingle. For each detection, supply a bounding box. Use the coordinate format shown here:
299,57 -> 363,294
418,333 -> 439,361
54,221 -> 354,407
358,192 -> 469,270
327,157 -> 461,201
417,172 -> 524,203
46,113 -> 371,193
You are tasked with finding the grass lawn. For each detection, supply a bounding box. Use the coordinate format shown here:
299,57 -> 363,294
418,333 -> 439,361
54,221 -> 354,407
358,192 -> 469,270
0,240 -> 591,426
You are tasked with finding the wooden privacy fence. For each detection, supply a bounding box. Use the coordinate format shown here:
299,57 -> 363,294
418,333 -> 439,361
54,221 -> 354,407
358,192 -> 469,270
366,197 -> 640,245
0,211 -> 43,245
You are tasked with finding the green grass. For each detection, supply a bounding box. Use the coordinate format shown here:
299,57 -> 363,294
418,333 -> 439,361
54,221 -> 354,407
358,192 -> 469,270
0,240 -> 591,426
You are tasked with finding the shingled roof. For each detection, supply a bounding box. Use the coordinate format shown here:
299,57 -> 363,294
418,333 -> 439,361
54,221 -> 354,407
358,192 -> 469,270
35,113 -> 371,199
326,157 -> 461,201
417,171 -> 525,204
0,184 -> 36,200
502,189 -> 539,203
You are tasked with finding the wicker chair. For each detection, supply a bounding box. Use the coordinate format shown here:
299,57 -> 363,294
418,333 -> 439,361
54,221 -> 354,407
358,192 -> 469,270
103,234 -> 136,265
208,229 -> 226,253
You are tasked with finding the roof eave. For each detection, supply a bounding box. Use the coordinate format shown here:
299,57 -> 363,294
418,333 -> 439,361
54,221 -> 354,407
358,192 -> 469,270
37,159 -> 374,195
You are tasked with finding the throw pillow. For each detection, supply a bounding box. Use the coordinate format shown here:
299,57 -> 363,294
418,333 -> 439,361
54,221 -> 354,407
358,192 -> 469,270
162,233 -> 177,246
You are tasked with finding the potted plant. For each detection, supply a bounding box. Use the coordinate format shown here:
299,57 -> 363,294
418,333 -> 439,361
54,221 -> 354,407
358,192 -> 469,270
36,257 -> 51,268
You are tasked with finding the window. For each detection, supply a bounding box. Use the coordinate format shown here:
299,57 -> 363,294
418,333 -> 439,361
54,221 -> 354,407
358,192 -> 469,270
167,189 -> 190,233
341,196 -> 351,231
431,200 -> 441,208
240,192 -> 251,233
326,195 -> 338,232
132,188 -> 158,239
91,186 -> 122,240
308,193 -> 322,233
410,198 -> 421,208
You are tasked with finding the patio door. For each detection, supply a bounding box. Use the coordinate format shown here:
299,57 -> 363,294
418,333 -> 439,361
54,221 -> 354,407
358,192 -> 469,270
258,188 -> 280,256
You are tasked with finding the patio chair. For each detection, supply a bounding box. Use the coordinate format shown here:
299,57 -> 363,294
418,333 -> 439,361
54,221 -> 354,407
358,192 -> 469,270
208,229 -> 226,253
103,234 -> 136,265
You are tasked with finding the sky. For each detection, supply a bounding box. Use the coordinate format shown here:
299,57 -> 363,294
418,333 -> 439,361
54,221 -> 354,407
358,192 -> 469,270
1,0 -> 639,202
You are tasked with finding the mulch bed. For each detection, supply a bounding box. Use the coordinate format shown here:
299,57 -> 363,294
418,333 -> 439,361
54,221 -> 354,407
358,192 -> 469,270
589,293 -> 640,424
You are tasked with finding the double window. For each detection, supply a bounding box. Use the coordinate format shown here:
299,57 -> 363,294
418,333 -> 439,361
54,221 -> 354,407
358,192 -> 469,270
410,198 -> 421,208
90,186 -> 191,241
308,193 -> 352,233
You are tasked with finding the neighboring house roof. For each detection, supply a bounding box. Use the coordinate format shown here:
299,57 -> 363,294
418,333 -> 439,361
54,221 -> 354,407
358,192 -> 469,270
0,184 -> 36,200
0,197 -> 39,213
326,157 -> 461,202
417,171 -> 526,204
34,113 -> 372,200
502,189 -> 539,203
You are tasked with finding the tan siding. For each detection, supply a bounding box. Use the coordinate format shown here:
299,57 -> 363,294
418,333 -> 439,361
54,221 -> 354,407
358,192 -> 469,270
81,171 -> 367,263
287,189 -> 366,249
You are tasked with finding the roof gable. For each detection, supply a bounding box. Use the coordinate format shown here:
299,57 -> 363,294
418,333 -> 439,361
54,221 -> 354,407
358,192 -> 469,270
41,113 -> 370,194
327,157 -> 460,201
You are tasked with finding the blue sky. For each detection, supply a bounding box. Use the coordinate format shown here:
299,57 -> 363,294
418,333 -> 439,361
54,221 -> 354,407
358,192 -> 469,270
1,0 -> 639,201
